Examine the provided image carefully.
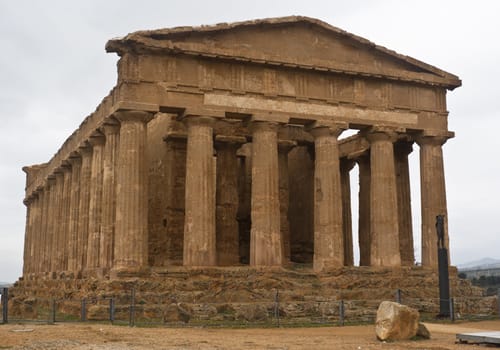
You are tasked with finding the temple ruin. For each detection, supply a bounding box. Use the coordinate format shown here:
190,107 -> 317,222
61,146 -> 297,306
20,17 -> 460,282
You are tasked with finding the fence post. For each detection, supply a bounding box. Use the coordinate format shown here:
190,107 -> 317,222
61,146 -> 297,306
49,299 -> 56,324
449,298 -> 455,322
339,300 -> 345,326
1,288 -> 8,324
109,298 -> 115,324
395,289 -> 402,304
274,289 -> 280,327
81,298 -> 87,322
129,288 -> 135,327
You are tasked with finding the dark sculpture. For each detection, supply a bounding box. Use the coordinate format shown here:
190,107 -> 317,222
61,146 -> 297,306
436,214 -> 445,249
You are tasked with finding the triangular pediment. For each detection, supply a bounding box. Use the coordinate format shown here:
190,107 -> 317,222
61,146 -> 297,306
106,16 -> 460,89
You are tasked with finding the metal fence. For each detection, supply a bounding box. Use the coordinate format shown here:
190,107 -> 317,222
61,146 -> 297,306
1,287 -> 499,327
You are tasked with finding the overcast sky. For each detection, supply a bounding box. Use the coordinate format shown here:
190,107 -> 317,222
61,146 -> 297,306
1,1 -> 499,282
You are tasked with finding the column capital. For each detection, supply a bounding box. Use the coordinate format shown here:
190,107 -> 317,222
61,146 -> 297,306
278,140 -> 297,154
182,115 -> 217,128
340,158 -> 356,172
415,134 -> 452,147
249,120 -> 281,133
307,121 -> 347,139
88,132 -> 105,147
101,122 -> 120,136
214,135 -> 247,149
364,126 -> 401,143
114,110 -> 154,124
394,140 -> 414,156
78,142 -> 92,156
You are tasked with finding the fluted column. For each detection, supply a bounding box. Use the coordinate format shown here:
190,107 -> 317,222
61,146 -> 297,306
357,154 -> 371,266
394,141 -> 414,266
99,123 -> 120,271
22,196 -> 34,275
417,134 -> 450,267
113,110 -> 153,273
341,158 -> 355,266
45,176 -> 57,273
215,135 -> 245,266
310,125 -> 345,271
86,133 -> 105,271
77,144 -> 93,272
250,121 -> 282,266
37,189 -> 48,273
366,128 -> 401,267
30,191 -> 42,275
58,164 -> 72,272
67,155 -> 82,272
182,116 -> 216,266
278,141 -> 295,263
51,170 -> 65,273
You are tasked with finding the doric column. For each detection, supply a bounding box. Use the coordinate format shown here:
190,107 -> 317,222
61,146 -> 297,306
67,155 -> 81,272
183,116 -> 216,266
45,176 -> 57,273
22,196 -> 34,276
215,135 -> 246,266
30,191 -> 42,275
250,121 -> 282,266
86,132 -> 105,271
366,128 -> 401,267
37,189 -> 48,273
394,141 -> 415,266
357,154 -> 371,266
99,123 -> 120,271
59,164 -> 72,272
278,141 -> 296,263
309,124 -> 345,271
113,110 -> 153,273
77,144 -> 93,272
341,158 -> 355,266
417,134 -> 450,267
51,170 -> 65,273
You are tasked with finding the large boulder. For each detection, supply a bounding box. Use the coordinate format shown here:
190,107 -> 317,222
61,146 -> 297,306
375,301 -> 419,341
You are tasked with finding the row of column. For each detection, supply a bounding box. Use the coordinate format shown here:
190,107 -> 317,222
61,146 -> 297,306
23,111 -> 153,276
22,109 -> 450,276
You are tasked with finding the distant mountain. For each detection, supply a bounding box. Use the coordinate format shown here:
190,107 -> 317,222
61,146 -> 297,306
457,257 -> 500,270
0,282 -> 13,288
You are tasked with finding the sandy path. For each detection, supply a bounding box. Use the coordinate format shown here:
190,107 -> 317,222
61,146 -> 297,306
0,320 -> 498,349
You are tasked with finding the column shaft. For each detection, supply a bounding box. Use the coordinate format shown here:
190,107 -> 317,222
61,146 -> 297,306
46,177 -> 56,273
215,138 -> 244,265
67,156 -> 82,272
113,110 -> 152,272
51,172 -> 65,272
418,136 -> 449,266
367,130 -> 401,267
22,198 -> 33,275
250,121 -> 282,266
99,124 -> 119,270
278,142 -> 295,263
357,155 -> 371,266
87,134 -> 105,270
183,116 -> 216,266
37,190 -> 48,273
310,126 -> 344,271
394,141 -> 415,266
77,146 -> 93,271
341,159 -> 355,266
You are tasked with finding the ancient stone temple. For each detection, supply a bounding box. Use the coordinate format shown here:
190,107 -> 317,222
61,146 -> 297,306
21,17 -> 460,282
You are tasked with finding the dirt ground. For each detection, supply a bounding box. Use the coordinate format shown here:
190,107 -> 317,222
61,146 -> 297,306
1,320 -> 499,350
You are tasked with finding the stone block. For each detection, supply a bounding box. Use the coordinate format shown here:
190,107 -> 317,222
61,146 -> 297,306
375,301 -> 419,341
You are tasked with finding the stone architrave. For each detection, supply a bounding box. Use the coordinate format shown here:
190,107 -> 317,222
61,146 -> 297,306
417,134 -> 450,266
215,135 -> 246,266
394,141 -> 415,266
366,128 -> 401,267
67,155 -> 82,272
357,154 -> 371,266
77,144 -> 93,271
278,140 -> 295,263
183,116 -> 217,267
99,123 -> 120,271
340,158 -> 355,266
113,110 -> 153,273
250,121 -> 282,267
86,133 -> 106,271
